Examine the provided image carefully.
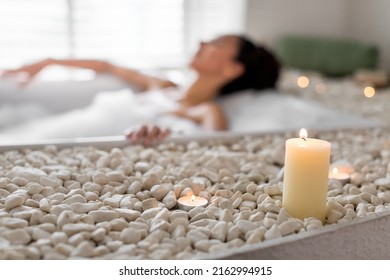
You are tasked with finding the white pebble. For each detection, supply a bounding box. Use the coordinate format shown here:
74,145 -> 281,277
371,195 -> 383,206
249,212 -> 265,222
151,184 -> 172,201
219,209 -> 233,222
172,225 -> 186,239
192,183 -> 207,197
1,217 -> 28,229
32,228 -> 51,240
40,176 -> 60,188
92,172 -> 108,185
232,197 -> 243,209
186,230 -> 209,244
63,194 -> 87,205
276,208 -> 288,224
109,219 -> 129,231
235,220 -> 258,233
170,211 -> 188,221
194,240 -> 217,252
141,208 -> 162,221
50,204 -> 71,217
143,174 -> 160,190
39,198 -> 51,212
264,224 -> 282,240
306,219 -> 323,231
103,195 -> 122,208
169,218 -> 189,232
344,209 -> 357,219
4,195 -> 26,211
201,169 -> 219,183
361,185 -> 378,195
88,210 -> 119,223
359,192 -> 372,203
120,228 -> 143,244
134,162 -> 151,173
70,202 -> 101,214
114,209 -> 141,222
377,192 -> 390,203
375,205 -> 388,214
106,171 -> 125,183
127,181 -> 142,194
190,213 -> 208,223
258,202 -> 280,213
71,241 -> 94,258
219,199 -> 233,210
211,221 -> 227,242
162,191 -> 177,209
150,219 -> 169,232
142,197 -> 158,211
181,187 -> 195,197
375,178 -> 390,188
239,200 -> 256,210
264,185 -> 282,196
50,232 -> 68,245
350,173 -> 365,186
26,183 -> 43,195
327,210 -> 344,224
279,220 -> 302,236
3,229 -> 31,245
215,190 -> 232,198
57,210 -> 80,228
326,200 -> 347,215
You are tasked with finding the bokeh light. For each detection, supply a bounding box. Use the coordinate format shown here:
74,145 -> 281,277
364,86 -> 375,98
315,82 -> 326,94
297,76 -> 310,88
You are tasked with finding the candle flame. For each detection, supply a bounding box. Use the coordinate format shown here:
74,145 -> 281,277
300,128 -> 307,141
332,168 -> 338,175
191,195 -> 195,202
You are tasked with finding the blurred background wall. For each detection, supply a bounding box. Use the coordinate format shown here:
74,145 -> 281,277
246,0 -> 390,72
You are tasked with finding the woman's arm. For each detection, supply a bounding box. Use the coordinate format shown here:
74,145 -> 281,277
106,63 -> 176,91
168,102 -> 228,131
2,58 -> 176,90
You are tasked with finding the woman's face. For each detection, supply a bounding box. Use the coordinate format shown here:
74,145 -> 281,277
190,35 -> 242,77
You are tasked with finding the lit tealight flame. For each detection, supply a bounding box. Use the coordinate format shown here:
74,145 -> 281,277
332,167 -> 339,175
191,195 -> 195,203
300,128 -> 307,141
297,76 -> 310,88
364,86 -> 375,98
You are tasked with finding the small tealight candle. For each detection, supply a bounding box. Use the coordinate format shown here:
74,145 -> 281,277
330,160 -> 355,175
177,195 -> 208,211
329,167 -> 350,185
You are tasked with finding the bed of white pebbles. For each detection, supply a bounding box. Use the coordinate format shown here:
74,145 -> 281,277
0,128 -> 389,260
279,69 -> 390,125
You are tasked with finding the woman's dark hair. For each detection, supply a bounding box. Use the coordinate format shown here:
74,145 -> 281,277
219,36 -> 280,95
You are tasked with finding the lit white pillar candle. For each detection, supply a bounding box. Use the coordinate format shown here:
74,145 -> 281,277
283,129 -> 331,221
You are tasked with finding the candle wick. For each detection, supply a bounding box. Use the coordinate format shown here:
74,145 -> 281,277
301,136 -> 307,141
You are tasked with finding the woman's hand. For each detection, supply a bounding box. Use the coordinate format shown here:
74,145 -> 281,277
1,58 -> 52,86
125,125 -> 171,146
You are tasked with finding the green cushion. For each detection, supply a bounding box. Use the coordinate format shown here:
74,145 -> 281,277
275,36 -> 379,76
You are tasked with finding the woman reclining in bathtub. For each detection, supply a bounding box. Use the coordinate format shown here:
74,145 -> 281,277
2,35 -> 280,143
